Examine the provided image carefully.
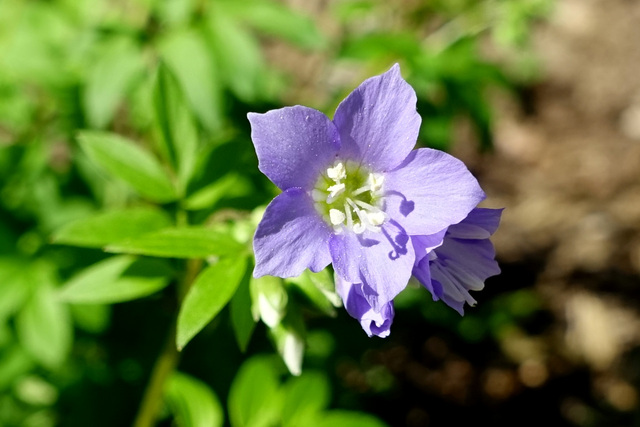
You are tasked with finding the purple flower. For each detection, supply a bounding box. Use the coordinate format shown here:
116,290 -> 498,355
413,208 -> 503,315
248,64 -> 488,336
335,275 -> 395,338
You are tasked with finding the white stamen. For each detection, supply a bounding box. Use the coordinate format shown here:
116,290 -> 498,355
344,202 -> 354,229
368,173 -> 384,192
329,209 -> 346,225
345,198 -> 361,214
315,161 -> 386,234
354,200 -> 376,211
327,162 -> 346,181
351,185 -> 370,197
326,183 -> 345,203
366,211 -> 386,226
352,222 -> 366,234
349,200 -> 369,234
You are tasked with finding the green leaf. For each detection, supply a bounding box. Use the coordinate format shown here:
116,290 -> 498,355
78,131 -> 177,203
0,258 -> 31,320
159,28 -> 223,131
165,371 -> 224,427
206,9 -> 264,102
230,270 -> 256,352
152,63 -> 199,194
58,255 -> 173,304
52,207 -> 173,248
16,283 -> 72,369
177,256 -> 247,350
0,347 -> 34,391
69,303 -> 110,334
228,356 -> 283,427
220,0 -> 325,49
106,227 -> 245,259
282,372 -> 331,427
340,32 -> 421,60
282,372 -> 330,427
83,36 -> 144,128
183,173 -> 252,211
316,411 -> 388,427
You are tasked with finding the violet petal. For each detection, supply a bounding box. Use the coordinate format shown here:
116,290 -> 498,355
333,64 -> 421,172
248,106 -> 340,191
253,188 -> 332,278
384,148 -> 485,235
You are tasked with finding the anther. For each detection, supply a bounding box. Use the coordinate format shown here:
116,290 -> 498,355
327,162 -> 346,181
368,173 -> 384,192
329,209 -> 346,225
366,211 -> 386,226
326,183 -> 345,203
352,222 -> 366,234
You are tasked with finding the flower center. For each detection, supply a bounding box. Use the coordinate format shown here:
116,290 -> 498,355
313,161 -> 386,234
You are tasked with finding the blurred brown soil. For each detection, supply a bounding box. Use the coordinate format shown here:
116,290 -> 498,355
456,0 -> 640,418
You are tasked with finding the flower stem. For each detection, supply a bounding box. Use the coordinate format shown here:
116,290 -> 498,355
132,321 -> 179,427
132,257 -> 202,427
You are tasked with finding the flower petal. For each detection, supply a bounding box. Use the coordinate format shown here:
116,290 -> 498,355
432,238 -> 500,291
329,221 -> 415,311
446,208 -> 504,239
412,208 -> 501,314
384,148 -> 485,235
253,188 -> 332,278
333,64 -> 421,172
412,257 -> 440,300
428,238 -> 500,315
248,106 -> 340,191
411,230 -> 446,265
335,275 -> 394,338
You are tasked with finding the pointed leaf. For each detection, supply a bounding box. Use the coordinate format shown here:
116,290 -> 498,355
220,0 -> 325,49
69,304 -> 110,334
165,372 -> 224,427
106,227 -> 245,259
153,64 -> 199,194
177,256 -> 247,349
159,29 -> 223,131
0,347 -> 35,390
58,255 -> 173,304
0,258 -> 31,320
183,173 -> 252,211
282,372 -> 330,426
16,283 -> 72,369
52,207 -> 172,248
230,270 -> 256,352
83,36 -> 145,128
228,356 -> 283,427
206,9 -> 264,102
78,131 -> 177,202
316,411 -> 388,427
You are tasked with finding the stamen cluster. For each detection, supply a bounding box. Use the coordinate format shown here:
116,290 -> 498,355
313,161 -> 386,234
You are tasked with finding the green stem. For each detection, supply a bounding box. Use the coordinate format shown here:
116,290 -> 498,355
132,322 -> 179,427
132,253 -> 202,426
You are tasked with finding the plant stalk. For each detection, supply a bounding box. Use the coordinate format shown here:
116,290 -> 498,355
132,257 -> 202,427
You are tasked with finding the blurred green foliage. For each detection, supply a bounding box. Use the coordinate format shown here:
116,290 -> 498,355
0,0 -> 550,425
